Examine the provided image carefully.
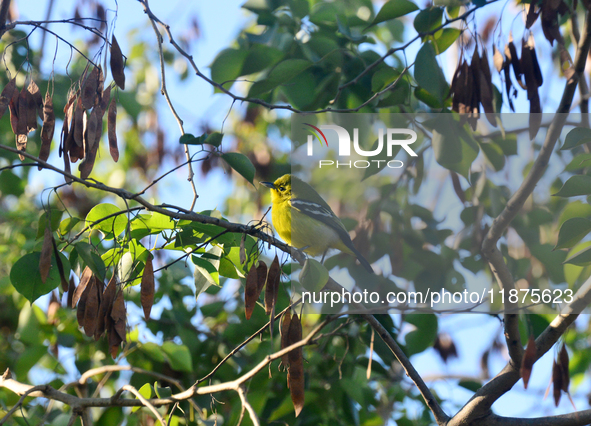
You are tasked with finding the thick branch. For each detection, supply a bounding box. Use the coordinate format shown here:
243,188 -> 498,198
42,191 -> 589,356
465,8 -> 591,426
0,0 -> 10,35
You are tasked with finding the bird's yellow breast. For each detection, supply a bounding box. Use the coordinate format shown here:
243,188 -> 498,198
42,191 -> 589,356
271,198 -> 351,257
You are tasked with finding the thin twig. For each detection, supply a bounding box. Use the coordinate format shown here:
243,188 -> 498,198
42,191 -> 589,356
143,0 -> 198,209
122,385 -> 166,426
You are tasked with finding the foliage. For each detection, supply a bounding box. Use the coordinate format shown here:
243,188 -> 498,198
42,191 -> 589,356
1,0 -> 591,425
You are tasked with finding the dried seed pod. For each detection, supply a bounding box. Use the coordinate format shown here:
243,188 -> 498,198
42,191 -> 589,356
17,87 -> 28,134
39,224 -> 53,284
73,266 -> 93,308
506,39 -> 522,82
0,78 -> 16,119
141,256 -> 155,321
97,85 -> 111,119
478,47 -> 496,126
76,278 -> 90,327
110,35 -> 126,90
73,97 -> 85,147
287,313 -> 304,417
84,277 -> 100,337
244,263 -> 258,320
108,96 -> 118,162
552,359 -> 562,406
265,255 -> 281,315
28,80 -> 43,120
67,277 -> 76,309
280,309 -> 292,370
558,344 -> 570,392
39,92 -> 55,168
111,290 -> 126,341
82,66 -> 100,110
520,335 -> 536,389
8,87 -> 19,134
95,272 -> 117,340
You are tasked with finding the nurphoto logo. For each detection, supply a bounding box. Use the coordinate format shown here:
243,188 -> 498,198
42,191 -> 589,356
304,122 -> 419,169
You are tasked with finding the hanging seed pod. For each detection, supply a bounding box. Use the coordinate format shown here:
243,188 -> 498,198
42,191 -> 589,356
287,313 -> 304,417
8,87 -> 19,134
95,272 -> 117,340
39,92 -> 55,168
280,309 -> 292,370
81,66 -> 100,109
141,256 -> 155,321
552,359 -> 563,406
110,35 -> 126,90
108,96 -> 119,162
244,263 -> 259,320
0,78 -> 16,119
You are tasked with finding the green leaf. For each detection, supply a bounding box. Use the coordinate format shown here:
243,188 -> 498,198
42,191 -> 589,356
248,59 -> 311,96
561,127 -> 591,150
479,141 -> 505,171
162,342 -> 193,372
37,209 -> 64,239
553,175 -> 591,197
366,0 -> 418,28
141,342 -> 166,363
242,44 -> 284,75
458,380 -> 481,392
221,152 -> 256,184
75,242 -> 107,281
193,246 -> 222,300
565,244 -> 591,266
414,7 -> 443,33
404,314 -> 438,356
179,133 -> 204,145
59,217 -> 80,235
555,218 -> 591,250
10,252 -> 64,303
414,42 -> 447,104
0,170 -> 25,197
432,28 -> 460,54
86,203 -> 127,240
210,48 -> 249,90
299,259 -> 329,292
131,212 -> 176,237
205,132 -> 224,148
131,384 -> 153,413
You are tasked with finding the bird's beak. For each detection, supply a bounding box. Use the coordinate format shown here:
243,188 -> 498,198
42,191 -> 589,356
261,181 -> 275,189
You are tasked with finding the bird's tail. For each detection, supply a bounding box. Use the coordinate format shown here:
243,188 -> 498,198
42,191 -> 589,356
349,244 -> 374,274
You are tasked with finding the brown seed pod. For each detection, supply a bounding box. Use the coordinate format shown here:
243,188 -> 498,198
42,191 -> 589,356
17,87 -> 28,134
108,96 -> 118,162
39,224 -> 53,284
244,263 -> 258,320
8,87 -> 19,134
111,290 -> 126,341
552,359 -> 563,406
280,309 -> 292,370
265,255 -> 281,315
73,266 -> 93,308
0,78 -> 16,119
73,97 -> 85,147
95,272 -> 117,340
81,66 -> 100,110
141,256 -> 155,321
39,92 -> 55,168
287,313 -> 304,417
110,35 -> 126,90
83,277 -> 100,337
558,344 -> 570,393
28,80 -> 43,120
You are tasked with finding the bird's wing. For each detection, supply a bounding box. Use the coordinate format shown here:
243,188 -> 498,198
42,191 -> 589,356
290,198 -> 352,244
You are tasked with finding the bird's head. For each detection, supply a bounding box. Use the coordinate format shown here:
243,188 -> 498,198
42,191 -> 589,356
261,174 -> 292,203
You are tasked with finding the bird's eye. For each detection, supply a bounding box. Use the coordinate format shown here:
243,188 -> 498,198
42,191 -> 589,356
278,186 -> 285,192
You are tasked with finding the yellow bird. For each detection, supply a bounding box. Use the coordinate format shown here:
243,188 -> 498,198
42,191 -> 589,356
261,174 -> 374,273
